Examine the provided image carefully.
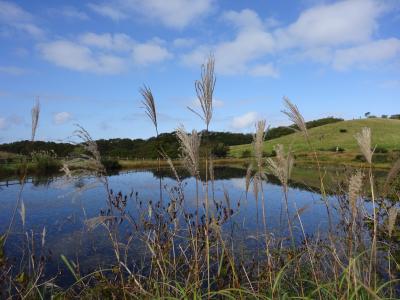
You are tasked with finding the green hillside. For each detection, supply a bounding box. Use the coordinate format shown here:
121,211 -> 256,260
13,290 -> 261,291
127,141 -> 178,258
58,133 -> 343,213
229,118 -> 400,166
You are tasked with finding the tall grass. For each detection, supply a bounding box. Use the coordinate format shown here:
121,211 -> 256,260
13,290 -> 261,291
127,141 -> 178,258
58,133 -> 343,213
1,61 -> 399,299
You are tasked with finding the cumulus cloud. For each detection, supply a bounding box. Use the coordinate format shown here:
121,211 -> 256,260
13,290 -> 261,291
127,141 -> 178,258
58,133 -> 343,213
89,0 -> 213,29
248,63 -> 279,77
332,38 -> 400,70
59,6 -> 89,20
0,1 -> 44,38
87,3 -> 127,21
38,33 -> 171,73
183,0 -> 394,75
78,32 -> 134,51
173,38 -> 196,48
39,40 -> 126,74
132,41 -> 172,65
231,112 -> 259,130
53,112 -> 72,125
276,0 -> 382,48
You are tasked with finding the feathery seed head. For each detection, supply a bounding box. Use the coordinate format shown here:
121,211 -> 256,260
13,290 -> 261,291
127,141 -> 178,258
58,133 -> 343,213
176,125 -> 201,176
348,170 -> 364,219
355,127 -> 373,164
253,120 -> 266,168
282,97 -> 308,138
190,54 -> 216,130
140,85 -> 158,135
266,144 -> 294,186
31,99 -> 40,142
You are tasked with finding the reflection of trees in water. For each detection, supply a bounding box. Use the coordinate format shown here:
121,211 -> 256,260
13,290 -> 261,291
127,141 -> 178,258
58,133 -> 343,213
150,166 -> 248,181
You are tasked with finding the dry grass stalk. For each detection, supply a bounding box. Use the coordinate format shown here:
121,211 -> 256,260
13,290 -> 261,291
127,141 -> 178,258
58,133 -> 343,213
282,97 -> 308,138
31,99 -> 40,141
355,127 -> 373,164
176,125 -> 201,177
387,207 -> 398,238
189,54 -> 216,130
266,144 -> 294,187
348,171 -> 364,219
140,85 -> 158,135
253,120 -> 266,169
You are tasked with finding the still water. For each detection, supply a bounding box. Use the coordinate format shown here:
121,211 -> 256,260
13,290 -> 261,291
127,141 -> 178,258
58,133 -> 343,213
0,166 -> 336,285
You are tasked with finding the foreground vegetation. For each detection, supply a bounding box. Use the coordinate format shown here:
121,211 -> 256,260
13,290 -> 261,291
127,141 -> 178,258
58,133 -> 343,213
1,56 -> 399,299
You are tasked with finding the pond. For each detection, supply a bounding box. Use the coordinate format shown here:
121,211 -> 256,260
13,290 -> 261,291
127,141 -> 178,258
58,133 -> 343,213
0,166 -> 349,286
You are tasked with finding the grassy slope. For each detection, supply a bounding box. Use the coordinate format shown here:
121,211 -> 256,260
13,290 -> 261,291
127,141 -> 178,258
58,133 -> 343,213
229,118 -> 400,164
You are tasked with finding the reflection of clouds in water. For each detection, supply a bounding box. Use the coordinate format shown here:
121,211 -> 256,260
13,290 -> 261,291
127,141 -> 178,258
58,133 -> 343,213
229,178 -> 246,191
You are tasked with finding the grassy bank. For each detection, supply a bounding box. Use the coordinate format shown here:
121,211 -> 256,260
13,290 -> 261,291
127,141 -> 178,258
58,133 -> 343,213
230,118 -> 400,167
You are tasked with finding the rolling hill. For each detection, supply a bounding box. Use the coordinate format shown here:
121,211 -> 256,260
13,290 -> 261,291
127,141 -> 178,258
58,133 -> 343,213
229,118 -> 400,165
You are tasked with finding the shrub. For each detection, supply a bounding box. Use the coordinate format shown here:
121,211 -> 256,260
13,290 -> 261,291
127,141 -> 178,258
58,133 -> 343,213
390,114 -> 400,120
374,147 -> 388,154
31,151 -> 61,175
101,158 -> 122,172
211,143 -> 229,158
339,129 -> 347,133
241,150 -> 251,158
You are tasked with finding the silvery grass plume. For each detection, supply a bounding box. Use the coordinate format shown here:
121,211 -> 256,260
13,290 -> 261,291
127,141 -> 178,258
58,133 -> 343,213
176,125 -> 201,177
266,144 -> 294,187
31,99 -> 40,141
282,97 -> 308,138
188,54 -> 216,130
348,170 -> 364,219
74,125 -> 105,175
140,85 -> 158,135
253,120 -> 266,169
355,127 -> 373,164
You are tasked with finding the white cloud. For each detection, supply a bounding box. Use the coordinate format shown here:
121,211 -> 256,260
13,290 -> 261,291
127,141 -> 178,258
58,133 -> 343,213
89,0 -> 213,29
333,38 -> 400,70
173,38 -> 196,48
87,3 -> 127,21
276,0 -> 382,48
132,41 -> 172,65
0,1 -> 44,38
53,112 -> 72,125
79,32 -> 134,51
38,40 -> 126,74
183,9 -> 276,76
231,112 -> 260,129
39,34 -> 172,73
60,6 -> 89,20
183,0 -> 394,75
248,63 -> 279,77
0,66 -> 29,76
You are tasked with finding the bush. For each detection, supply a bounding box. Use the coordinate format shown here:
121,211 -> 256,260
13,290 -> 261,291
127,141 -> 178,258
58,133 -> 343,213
241,150 -> 251,158
374,147 -> 388,154
339,129 -> 347,133
211,143 -> 229,158
31,151 -> 61,175
101,158 -> 122,173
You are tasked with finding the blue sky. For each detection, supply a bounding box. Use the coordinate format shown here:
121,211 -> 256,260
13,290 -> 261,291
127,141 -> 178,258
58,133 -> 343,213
0,0 -> 399,143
